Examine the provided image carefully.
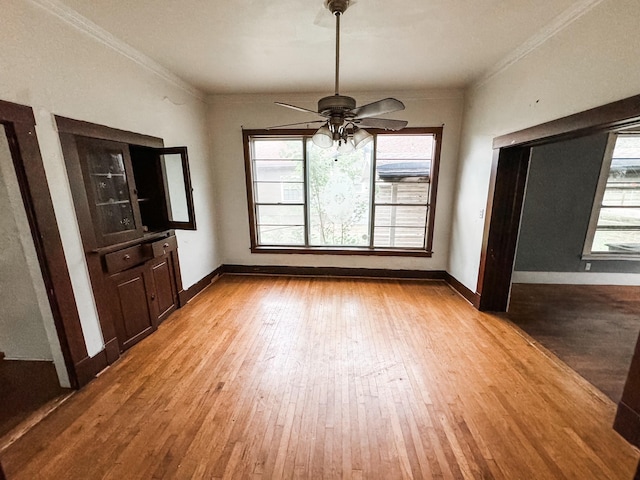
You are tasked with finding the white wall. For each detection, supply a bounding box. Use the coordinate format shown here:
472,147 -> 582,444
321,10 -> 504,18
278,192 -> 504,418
0,127 -> 58,364
208,90 -> 463,271
450,0 -> 640,292
1,0 -> 221,359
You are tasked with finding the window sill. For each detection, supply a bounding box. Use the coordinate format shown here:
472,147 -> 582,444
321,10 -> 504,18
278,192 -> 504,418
582,253 -> 640,262
250,246 -> 433,257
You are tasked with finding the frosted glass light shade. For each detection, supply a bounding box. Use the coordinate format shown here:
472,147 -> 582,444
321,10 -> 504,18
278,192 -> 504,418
312,125 -> 334,148
353,128 -> 373,149
337,138 -> 355,154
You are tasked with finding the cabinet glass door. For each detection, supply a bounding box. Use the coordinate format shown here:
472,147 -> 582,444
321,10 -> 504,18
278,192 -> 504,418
76,137 -> 143,246
157,147 -> 196,230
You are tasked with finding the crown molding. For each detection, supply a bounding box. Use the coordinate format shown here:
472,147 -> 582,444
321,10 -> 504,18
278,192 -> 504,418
473,0 -> 606,89
28,0 -> 205,101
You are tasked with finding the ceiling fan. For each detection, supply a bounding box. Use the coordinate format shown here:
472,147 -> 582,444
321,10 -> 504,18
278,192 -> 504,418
271,0 -> 408,153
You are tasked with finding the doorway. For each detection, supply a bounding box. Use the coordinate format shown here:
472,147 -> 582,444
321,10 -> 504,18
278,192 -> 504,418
0,123 -> 72,437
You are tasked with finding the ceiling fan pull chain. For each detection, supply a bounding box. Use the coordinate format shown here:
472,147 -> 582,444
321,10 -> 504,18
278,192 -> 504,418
335,11 -> 341,96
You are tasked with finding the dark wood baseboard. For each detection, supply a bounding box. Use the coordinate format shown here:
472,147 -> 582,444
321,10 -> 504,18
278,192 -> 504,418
444,273 -> 481,307
104,338 -> 120,365
74,350 -> 108,388
223,264 -> 448,280
179,265 -> 224,306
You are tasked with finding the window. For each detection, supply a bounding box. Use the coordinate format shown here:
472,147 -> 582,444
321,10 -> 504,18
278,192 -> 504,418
243,127 -> 442,256
584,132 -> 640,257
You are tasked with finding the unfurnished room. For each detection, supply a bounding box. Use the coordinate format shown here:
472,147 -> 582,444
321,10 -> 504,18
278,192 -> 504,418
1,0 -> 640,478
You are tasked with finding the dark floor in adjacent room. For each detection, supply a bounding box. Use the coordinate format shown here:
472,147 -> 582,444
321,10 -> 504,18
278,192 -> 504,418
0,359 -> 70,438
505,283 -> 640,403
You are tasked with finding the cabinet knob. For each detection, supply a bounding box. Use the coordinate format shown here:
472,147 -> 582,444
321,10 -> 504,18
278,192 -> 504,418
151,293 -> 156,300
163,243 -> 170,248
123,254 -> 131,260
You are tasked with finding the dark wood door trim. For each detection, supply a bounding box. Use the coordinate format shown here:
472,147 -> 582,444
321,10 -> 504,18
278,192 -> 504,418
493,94 -> 640,149
0,99 -> 85,388
477,147 -> 531,311
477,93 -> 640,312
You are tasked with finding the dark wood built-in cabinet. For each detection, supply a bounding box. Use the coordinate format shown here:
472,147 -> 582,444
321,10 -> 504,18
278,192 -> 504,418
57,116 -> 196,357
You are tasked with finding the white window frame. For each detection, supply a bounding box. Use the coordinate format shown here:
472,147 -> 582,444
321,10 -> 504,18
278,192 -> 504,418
583,132 -> 640,260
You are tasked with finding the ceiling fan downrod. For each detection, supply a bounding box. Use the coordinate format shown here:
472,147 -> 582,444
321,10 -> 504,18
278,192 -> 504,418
326,0 -> 350,96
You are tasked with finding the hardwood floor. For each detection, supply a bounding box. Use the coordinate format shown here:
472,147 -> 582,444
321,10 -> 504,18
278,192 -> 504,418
2,275 -> 638,479
506,283 -> 640,403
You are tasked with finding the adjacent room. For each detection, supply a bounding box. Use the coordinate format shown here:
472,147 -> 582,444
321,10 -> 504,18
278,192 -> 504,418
1,0 -> 639,478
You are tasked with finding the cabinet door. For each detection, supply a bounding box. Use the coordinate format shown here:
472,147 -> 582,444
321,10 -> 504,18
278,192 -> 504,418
130,146 -> 196,231
111,265 -> 156,352
76,137 -> 143,246
149,254 -> 178,323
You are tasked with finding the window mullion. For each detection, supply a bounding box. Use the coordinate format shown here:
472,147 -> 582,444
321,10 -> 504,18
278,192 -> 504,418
369,134 -> 377,248
303,137 -> 310,247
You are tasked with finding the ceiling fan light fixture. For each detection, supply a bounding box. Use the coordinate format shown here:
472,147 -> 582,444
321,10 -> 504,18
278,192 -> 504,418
353,127 -> 373,149
312,124 -> 334,148
337,137 -> 355,154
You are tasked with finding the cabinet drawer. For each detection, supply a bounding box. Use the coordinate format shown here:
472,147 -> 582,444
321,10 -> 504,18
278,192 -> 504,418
104,244 -> 148,274
151,235 -> 177,257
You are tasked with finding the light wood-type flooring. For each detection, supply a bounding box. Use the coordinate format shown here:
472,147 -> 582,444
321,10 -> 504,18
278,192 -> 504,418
2,275 -> 638,479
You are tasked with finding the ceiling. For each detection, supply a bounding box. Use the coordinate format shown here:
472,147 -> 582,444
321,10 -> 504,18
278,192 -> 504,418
58,0 -> 582,95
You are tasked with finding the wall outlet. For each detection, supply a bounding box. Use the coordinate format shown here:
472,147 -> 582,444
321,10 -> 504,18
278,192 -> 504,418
585,262 -> 591,271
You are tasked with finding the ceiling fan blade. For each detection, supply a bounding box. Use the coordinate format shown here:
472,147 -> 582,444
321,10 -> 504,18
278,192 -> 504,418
355,118 -> 408,131
352,98 -> 405,120
266,120 -> 326,130
275,102 -> 319,115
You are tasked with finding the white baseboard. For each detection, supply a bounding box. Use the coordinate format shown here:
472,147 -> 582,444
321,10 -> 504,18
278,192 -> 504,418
512,271 -> 640,286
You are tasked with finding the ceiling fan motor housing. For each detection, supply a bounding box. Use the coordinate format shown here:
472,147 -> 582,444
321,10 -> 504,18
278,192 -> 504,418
318,95 -> 357,117
325,0 -> 350,14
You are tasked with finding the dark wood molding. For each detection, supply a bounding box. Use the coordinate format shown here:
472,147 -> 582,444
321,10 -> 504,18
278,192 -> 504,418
55,115 -> 163,148
493,94 -> 640,149
1,100 -> 86,389
104,337 -> 120,366
74,349 -> 108,388
444,272 -> 480,307
249,246 -> 433,257
242,127 -> 442,256
0,99 -> 35,124
178,265 -> 224,306
425,127 -> 443,254
477,147 -> 531,311
223,264 -> 447,280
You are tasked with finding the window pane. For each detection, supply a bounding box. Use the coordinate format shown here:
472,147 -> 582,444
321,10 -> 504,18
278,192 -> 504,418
608,159 -> 640,183
253,139 -> 303,160
256,205 -> 304,225
591,229 -> 640,253
375,206 -> 428,228
376,135 -> 434,160
307,141 -> 372,247
374,227 -> 425,248
596,207 -> 640,228
254,160 -> 303,182
255,182 -> 303,204
258,225 -> 305,246
376,159 -> 430,182
375,182 -> 429,205
602,186 -> 640,207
